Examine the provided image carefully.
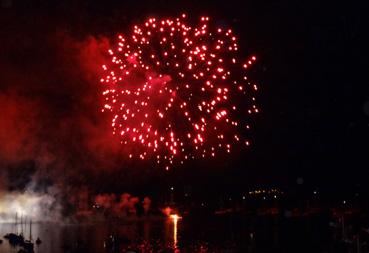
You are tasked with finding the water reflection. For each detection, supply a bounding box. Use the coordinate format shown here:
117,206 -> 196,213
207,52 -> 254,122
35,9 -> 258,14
169,214 -> 181,248
0,220 -> 181,253
0,214 -> 344,253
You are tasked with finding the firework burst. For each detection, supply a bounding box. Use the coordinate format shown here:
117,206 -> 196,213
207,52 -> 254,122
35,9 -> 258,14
100,14 -> 259,169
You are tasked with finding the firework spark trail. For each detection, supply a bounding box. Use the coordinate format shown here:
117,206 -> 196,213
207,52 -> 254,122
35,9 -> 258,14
100,14 -> 259,169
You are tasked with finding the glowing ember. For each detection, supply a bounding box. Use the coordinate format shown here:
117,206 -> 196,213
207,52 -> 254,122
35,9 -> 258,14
101,14 -> 259,169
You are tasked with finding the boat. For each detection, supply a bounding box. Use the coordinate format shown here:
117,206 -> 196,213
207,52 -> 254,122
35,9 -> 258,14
35,237 -> 41,245
5,233 -> 24,245
20,219 -> 34,252
4,213 -> 24,246
4,214 -> 34,252
21,241 -> 34,252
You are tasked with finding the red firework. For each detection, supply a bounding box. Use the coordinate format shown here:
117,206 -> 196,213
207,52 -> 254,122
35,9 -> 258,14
100,14 -> 259,170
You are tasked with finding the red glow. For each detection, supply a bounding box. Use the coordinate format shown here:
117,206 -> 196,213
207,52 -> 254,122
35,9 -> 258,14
100,15 -> 259,169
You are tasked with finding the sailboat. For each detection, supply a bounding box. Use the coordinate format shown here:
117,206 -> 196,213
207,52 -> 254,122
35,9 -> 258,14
20,219 -> 34,252
4,213 -> 24,245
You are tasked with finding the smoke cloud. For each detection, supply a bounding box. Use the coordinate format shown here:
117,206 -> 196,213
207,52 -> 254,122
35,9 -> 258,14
0,188 -> 61,222
0,10 -> 154,219
93,193 -> 150,217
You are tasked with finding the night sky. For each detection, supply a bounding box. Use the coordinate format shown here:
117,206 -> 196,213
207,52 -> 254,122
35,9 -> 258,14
0,0 -> 368,198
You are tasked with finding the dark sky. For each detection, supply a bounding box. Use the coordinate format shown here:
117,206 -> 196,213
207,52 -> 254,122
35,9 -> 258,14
0,0 -> 368,197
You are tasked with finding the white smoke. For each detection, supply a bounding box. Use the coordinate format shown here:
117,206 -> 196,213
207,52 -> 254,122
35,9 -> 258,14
0,189 -> 61,223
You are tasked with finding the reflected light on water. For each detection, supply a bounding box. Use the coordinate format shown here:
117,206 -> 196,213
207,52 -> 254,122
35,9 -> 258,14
170,214 -> 181,248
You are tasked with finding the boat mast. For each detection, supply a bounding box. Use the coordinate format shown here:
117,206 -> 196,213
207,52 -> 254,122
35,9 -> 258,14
20,214 -> 23,236
29,219 -> 32,241
15,212 -> 18,234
